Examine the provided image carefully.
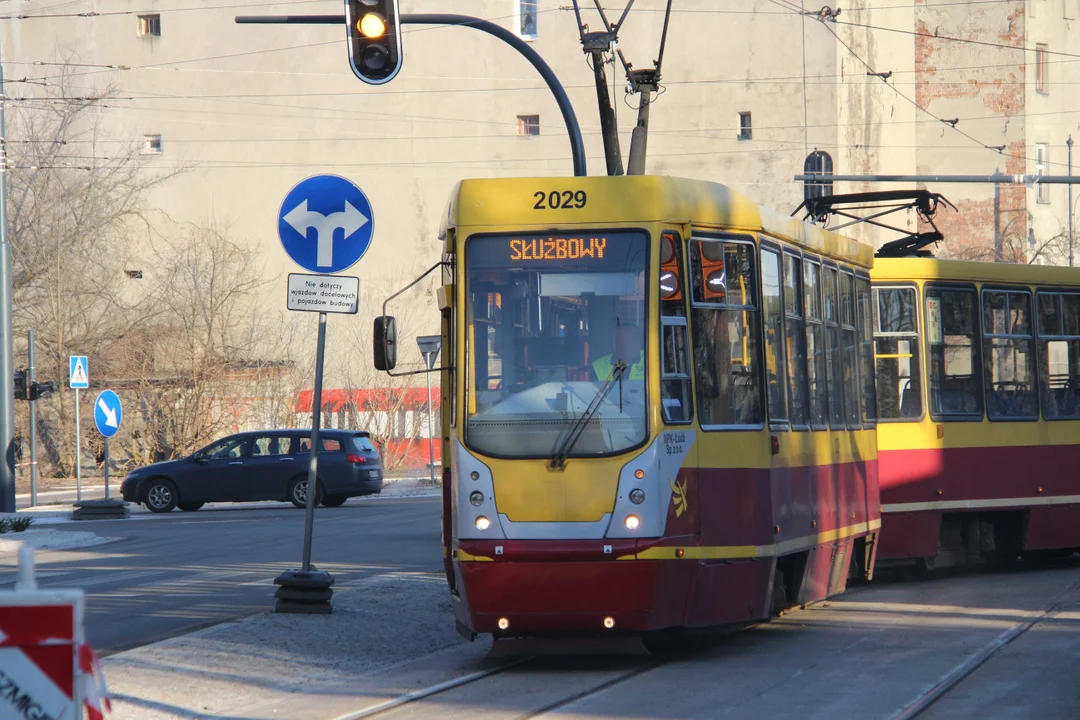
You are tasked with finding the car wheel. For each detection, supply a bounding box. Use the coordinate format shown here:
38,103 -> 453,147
288,476 -> 323,509
178,502 -> 204,512
321,495 -> 348,508
144,479 -> 178,513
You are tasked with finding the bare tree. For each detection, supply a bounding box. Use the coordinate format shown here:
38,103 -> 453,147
119,221 -> 273,466
7,65 -> 183,478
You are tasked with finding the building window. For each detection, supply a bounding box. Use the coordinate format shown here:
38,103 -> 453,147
142,134 -> 163,154
1036,43 -> 1048,93
517,115 -> 539,136
138,14 -> 161,37
738,112 -> 752,141
516,0 -> 537,39
1036,143 -> 1049,203
803,150 -> 833,202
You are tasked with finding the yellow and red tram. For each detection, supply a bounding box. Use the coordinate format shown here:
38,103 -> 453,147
389,176 -> 881,638
871,258 -> 1080,567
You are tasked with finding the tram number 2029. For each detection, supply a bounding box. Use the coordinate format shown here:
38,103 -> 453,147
533,190 -> 587,210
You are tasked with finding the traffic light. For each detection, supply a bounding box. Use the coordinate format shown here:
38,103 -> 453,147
345,0 -> 403,85
29,380 -> 56,401
13,370 -> 26,400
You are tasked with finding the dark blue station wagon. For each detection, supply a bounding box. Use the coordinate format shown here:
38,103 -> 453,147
120,429 -> 383,513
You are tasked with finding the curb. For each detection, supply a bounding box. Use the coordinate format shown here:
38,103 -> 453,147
0,528 -> 118,556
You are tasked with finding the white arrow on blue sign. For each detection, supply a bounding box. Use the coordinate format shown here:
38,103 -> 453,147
278,175 -> 375,274
94,389 -> 122,438
69,356 -> 89,389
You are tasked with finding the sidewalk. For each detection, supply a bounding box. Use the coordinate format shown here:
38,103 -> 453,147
103,572 -> 496,720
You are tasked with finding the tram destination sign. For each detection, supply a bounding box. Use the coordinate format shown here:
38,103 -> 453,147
471,230 -> 646,268
287,273 -> 359,314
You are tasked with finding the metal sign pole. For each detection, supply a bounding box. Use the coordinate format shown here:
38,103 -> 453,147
302,311 -> 327,572
74,389 -> 81,502
103,438 -> 109,500
28,329 -> 38,507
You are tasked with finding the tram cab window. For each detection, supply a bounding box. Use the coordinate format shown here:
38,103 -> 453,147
822,266 -> 845,428
784,253 -> 809,427
926,287 -> 983,418
804,259 -> 828,428
690,238 -> 762,428
983,290 -> 1038,419
1038,292 -> 1080,419
761,247 -> 788,426
873,286 -> 922,421
464,231 -> 648,458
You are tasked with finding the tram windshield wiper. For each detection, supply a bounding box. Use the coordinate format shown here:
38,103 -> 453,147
549,360 -> 628,470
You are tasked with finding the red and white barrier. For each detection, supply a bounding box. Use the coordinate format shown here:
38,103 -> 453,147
0,544 -> 110,719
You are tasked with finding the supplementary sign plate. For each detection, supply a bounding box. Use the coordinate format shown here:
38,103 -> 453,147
287,274 -> 359,314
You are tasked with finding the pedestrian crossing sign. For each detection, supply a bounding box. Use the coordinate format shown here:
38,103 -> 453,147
69,356 -> 89,389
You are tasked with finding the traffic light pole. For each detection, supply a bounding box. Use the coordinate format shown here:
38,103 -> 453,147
235,13 -> 587,177
27,329 -> 37,507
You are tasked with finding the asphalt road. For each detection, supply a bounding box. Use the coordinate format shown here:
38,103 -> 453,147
0,497 -> 443,652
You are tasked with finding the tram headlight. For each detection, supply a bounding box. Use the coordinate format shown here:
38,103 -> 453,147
470,471 -> 480,480
629,489 -> 646,505
475,516 -> 491,531
469,491 -> 484,507
624,514 -> 640,530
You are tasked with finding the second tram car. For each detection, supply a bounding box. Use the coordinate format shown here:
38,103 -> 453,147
872,258 -> 1080,568
376,176 -> 881,638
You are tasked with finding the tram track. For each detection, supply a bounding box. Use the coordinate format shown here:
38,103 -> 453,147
331,649 -> 670,720
891,575 -> 1080,719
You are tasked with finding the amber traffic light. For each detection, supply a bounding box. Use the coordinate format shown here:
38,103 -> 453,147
346,0 -> 402,85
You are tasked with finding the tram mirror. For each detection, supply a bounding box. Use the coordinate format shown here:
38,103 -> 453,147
374,315 -> 397,371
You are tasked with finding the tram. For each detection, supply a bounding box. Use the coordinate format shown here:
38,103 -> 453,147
376,176 -> 881,638
872,258 -> 1080,568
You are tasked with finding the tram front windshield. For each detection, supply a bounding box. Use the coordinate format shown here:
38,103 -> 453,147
465,231 -> 648,459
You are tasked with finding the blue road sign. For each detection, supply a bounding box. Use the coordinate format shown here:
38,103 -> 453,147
69,356 -> 89,389
94,389 -> 122,438
278,175 -> 374,273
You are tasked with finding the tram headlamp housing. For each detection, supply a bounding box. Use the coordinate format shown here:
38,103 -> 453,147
629,489 -> 646,505
469,491 -> 484,507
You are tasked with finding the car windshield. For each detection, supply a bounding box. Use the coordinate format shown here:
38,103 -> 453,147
465,230 -> 648,458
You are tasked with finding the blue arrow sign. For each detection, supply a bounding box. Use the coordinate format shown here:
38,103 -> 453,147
69,356 -> 89,389
94,389 -> 122,438
278,175 -> 374,273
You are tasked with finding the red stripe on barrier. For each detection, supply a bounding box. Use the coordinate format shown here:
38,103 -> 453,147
0,606 -> 74,645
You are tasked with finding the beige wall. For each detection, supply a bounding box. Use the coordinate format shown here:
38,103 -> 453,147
7,1 -> 1079,371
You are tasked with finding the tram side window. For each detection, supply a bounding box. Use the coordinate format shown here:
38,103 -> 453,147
926,287 -> 983,418
840,271 -> 860,427
784,253 -> 809,427
1038,292 -> 1080,419
804,259 -> 828,428
823,266 -> 845,428
874,287 -> 921,420
856,277 -> 877,424
690,239 -> 762,427
761,247 -> 788,425
661,233 -> 692,423
982,290 -> 1038,419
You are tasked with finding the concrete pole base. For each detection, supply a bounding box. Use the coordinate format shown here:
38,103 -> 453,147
273,568 -> 335,614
